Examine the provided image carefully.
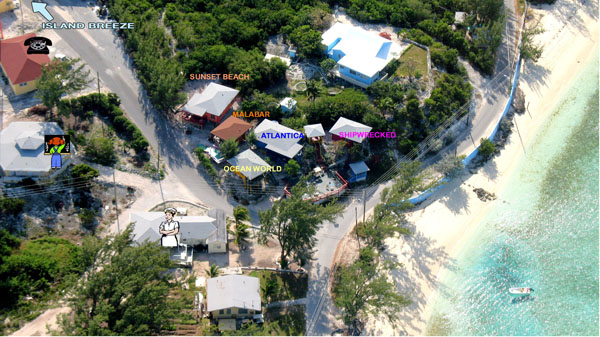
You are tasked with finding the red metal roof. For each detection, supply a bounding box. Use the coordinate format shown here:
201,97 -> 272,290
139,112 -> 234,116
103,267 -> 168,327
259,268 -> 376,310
0,33 -> 50,85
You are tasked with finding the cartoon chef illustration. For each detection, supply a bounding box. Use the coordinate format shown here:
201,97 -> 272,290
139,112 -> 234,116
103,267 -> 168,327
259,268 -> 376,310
159,207 -> 179,247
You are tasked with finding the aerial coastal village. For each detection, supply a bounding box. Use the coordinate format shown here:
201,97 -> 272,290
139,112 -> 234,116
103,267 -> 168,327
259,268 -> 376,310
0,0 -> 597,336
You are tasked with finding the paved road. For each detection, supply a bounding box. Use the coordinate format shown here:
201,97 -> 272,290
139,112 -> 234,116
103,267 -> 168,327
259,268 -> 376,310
304,1 -> 521,334
24,0 -> 240,215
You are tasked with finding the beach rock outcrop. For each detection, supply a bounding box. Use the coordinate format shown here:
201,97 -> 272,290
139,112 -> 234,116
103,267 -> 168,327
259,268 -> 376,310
512,87 -> 526,114
473,187 -> 497,201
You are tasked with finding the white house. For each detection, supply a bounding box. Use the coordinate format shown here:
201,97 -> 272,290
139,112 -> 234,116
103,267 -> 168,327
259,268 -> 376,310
182,83 -> 239,125
130,208 -> 227,253
0,121 -> 73,180
329,117 -> 372,143
254,119 -> 303,159
207,275 -> 261,321
227,149 -> 271,181
322,23 -> 403,88
303,123 -> 325,138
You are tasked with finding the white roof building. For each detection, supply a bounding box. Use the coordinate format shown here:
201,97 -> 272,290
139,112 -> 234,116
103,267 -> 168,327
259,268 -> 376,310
0,121 -> 73,179
329,117 -> 373,143
129,209 -> 227,252
255,119 -> 303,158
279,97 -> 297,112
206,275 -> 261,312
183,83 -> 239,118
321,23 -> 403,78
227,149 -> 270,181
455,12 -> 467,24
304,123 -> 325,138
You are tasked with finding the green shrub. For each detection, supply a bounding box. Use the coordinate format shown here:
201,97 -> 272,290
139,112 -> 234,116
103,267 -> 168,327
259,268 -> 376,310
78,209 -> 97,230
113,115 -> 129,132
479,138 -> 496,159
85,136 -> 116,165
0,197 -> 25,216
0,237 -> 84,308
70,164 -> 100,183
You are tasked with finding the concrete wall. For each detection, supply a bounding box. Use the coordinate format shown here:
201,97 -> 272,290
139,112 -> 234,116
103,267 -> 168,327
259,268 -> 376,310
208,241 -> 226,254
211,307 -> 258,319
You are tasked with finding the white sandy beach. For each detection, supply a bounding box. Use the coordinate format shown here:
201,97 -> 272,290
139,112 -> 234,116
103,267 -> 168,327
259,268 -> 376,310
365,0 -> 599,335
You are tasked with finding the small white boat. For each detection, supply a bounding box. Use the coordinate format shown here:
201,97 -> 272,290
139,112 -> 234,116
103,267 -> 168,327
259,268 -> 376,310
509,287 -> 534,297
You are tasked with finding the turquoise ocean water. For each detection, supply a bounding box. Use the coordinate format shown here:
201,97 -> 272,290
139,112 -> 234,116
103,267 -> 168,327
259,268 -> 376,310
427,54 -> 599,336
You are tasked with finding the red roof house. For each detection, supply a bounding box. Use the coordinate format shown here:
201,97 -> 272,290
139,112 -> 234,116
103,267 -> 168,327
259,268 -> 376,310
0,33 -> 50,95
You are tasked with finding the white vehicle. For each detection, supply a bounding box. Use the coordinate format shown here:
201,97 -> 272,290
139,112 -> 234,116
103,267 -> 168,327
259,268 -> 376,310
12,0 -> 20,10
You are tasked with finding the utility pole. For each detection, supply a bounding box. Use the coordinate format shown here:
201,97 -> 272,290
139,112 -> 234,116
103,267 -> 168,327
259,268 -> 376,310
355,206 -> 360,249
362,189 -> 366,224
20,5 -> 24,35
113,168 -> 120,233
97,72 -> 105,136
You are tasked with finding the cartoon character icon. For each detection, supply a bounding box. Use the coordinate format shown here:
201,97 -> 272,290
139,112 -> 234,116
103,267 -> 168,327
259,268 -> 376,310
46,136 -> 66,169
159,208 -> 180,247
24,36 -> 52,55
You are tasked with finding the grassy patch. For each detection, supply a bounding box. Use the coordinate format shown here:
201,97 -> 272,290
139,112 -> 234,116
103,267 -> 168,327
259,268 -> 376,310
396,45 -> 428,80
264,305 -> 305,336
248,270 -> 308,302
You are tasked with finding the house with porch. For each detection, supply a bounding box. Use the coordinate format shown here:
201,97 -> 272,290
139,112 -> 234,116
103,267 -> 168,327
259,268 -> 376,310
130,208 -> 227,255
329,117 -> 372,144
321,23 -> 403,88
0,34 -> 50,95
210,116 -> 252,142
226,149 -> 271,185
0,122 -> 73,181
207,275 -> 262,330
254,119 -> 303,162
182,83 -> 239,126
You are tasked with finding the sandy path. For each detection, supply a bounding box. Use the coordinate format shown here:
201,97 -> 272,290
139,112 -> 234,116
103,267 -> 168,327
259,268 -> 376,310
10,307 -> 71,336
365,0 -> 598,335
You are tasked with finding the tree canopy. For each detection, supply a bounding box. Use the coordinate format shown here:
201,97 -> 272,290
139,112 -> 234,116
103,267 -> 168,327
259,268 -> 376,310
258,176 -> 343,268
59,227 -> 177,336
36,58 -> 90,110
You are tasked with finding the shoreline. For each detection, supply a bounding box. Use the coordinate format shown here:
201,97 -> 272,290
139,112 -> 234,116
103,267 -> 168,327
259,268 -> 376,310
365,0 -> 599,335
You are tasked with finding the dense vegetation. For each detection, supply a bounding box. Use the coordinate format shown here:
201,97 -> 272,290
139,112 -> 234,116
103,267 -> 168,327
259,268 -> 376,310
343,0 -> 505,75
60,93 -> 149,156
106,0 -> 320,108
0,232 -> 86,310
59,227 -> 178,335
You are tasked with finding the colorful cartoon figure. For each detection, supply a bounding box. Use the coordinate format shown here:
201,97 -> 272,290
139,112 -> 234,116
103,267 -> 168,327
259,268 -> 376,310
159,208 -> 179,247
47,136 -> 66,169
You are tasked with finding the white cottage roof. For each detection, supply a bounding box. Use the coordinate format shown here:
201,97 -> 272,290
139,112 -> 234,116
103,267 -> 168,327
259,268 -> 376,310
207,275 -> 261,312
254,119 -> 303,158
329,117 -> 372,143
304,123 -> 325,137
183,83 -> 239,118
0,122 -> 66,174
129,212 -> 218,244
227,149 -> 270,180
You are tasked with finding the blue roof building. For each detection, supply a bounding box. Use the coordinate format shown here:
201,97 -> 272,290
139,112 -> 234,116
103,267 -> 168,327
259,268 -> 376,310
321,23 -> 403,88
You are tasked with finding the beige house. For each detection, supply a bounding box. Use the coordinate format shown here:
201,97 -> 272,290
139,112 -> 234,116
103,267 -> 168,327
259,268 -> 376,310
207,275 -> 261,325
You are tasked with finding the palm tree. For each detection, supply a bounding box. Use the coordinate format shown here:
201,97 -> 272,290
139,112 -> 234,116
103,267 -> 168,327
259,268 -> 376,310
205,264 -> 221,278
233,206 -> 251,226
306,79 -> 321,102
234,223 -> 252,247
263,275 -> 280,302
